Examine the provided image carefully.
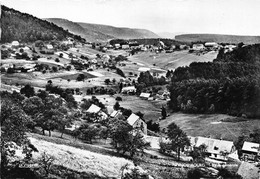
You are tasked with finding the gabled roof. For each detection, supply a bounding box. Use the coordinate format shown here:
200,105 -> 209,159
110,110 -> 122,118
87,104 -> 101,113
140,93 -> 151,98
242,141 -> 260,153
127,113 -> 140,126
195,136 -> 234,154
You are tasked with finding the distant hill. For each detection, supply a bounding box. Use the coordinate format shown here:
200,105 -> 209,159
45,18 -> 114,42
45,18 -> 159,42
1,6 -> 78,43
175,34 -> 260,44
157,32 -> 187,39
78,22 -> 160,40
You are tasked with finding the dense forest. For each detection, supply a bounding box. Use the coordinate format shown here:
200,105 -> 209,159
1,6 -> 84,43
168,44 -> 260,118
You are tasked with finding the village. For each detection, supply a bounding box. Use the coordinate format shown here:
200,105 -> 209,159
2,36 -> 259,178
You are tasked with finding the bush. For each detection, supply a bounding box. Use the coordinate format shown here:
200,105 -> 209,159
115,96 -> 122,101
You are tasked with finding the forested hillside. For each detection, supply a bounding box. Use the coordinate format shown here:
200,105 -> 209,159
1,6 -> 83,43
168,44 -> 260,118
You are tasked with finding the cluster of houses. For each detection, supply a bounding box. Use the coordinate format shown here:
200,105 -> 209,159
66,101 -> 260,164
190,42 -> 237,53
186,136 -> 260,163
65,103 -> 148,135
121,86 -> 170,100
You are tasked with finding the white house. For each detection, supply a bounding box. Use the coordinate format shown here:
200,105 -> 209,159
241,141 -> 260,161
192,44 -> 205,51
114,44 -> 121,49
110,110 -> 122,118
205,42 -> 218,48
11,41 -> 19,47
86,104 -> 108,120
194,136 -> 236,161
127,113 -> 147,135
121,86 -> 136,94
140,93 -> 151,100
46,44 -> 54,50
122,44 -> 130,49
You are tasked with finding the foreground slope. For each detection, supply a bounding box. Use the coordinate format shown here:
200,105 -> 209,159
29,137 -> 133,179
176,34 -> 260,44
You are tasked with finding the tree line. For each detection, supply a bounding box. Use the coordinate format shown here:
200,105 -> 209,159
168,44 -> 260,118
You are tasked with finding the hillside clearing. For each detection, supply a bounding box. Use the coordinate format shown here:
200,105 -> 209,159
160,113 -> 260,141
128,50 -> 218,70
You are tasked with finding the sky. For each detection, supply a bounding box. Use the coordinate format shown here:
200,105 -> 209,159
1,0 -> 260,36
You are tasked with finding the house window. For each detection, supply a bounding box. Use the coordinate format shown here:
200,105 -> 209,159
140,122 -> 144,132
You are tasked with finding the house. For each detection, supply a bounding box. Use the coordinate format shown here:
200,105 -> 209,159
65,124 -> 80,131
140,93 -> 151,100
192,44 -> 205,51
141,46 -> 148,51
86,104 -> 108,120
180,45 -> 189,50
11,41 -> 19,47
110,110 -> 122,118
241,141 -> 260,162
194,136 -> 236,161
46,44 -> 54,50
205,42 -> 218,48
121,86 -> 136,94
127,113 -> 147,135
114,44 -> 121,49
122,44 -> 130,49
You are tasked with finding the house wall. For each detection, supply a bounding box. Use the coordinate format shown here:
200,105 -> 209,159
133,119 -> 147,135
242,151 -> 258,161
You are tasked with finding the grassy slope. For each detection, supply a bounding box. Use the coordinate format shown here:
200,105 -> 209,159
160,113 -> 260,141
28,134 -> 133,179
176,34 -> 260,44
128,50 -> 218,70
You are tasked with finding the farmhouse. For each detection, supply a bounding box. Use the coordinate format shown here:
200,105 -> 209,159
205,42 -> 218,48
114,44 -> 121,49
121,86 -> 136,94
241,141 -> 260,162
180,45 -> 189,50
11,41 -> 19,47
86,104 -> 108,120
122,44 -> 130,49
110,110 -> 122,118
194,136 -> 236,161
46,44 -> 54,50
192,44 -> 205,51
127,113 -> 147,135
139,92 -> 151,100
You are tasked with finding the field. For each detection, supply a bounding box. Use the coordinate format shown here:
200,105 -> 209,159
160,113 -> 260,141
128,50 -> 218,70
